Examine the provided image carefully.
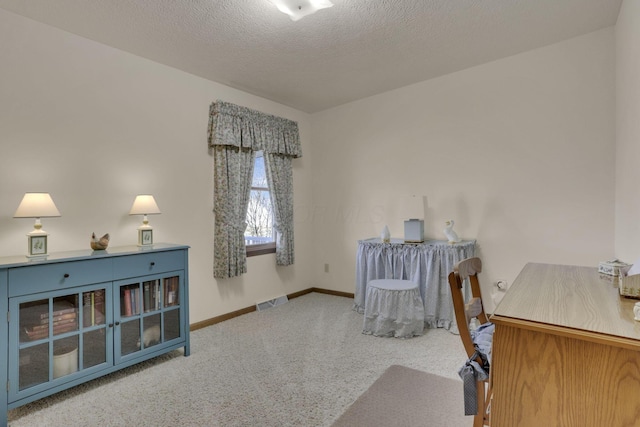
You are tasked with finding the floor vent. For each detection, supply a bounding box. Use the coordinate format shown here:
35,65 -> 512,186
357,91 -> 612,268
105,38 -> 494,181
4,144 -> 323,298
256,295 -> 289,311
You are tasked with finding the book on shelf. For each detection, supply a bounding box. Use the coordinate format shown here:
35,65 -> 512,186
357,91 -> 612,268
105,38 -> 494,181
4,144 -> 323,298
29,317 -> 76,332
40,306 -> 76,320
122,286 -> 141,317
25,318 -> 78,340
83,289 -> 106,327
123,288 -> 132,317
164,276 -> 179,307
49,312 -> 77,323
94,289 -> 105,324
144,282 -> 151,312
25,324 -> 76,340
134,287 -> 140,314
131,287 -> 139,315
143,281 -> 161,312
143,282 -> 149,311
83,292 -> 92,326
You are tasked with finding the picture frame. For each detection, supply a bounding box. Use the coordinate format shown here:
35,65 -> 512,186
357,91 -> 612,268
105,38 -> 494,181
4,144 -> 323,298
28,235 -> 47,257
139,229 -> 153,246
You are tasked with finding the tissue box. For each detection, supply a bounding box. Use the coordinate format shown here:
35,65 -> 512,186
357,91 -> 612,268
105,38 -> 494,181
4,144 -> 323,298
619,274 -> 640,298
598,259 -> 630,277
404,219 -> 424,243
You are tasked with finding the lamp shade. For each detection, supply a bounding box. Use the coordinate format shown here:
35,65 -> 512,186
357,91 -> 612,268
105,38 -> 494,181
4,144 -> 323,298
129,195 -> 161,215
14,193 -> 61,218
402,194 -> 424,219
268,0 -> 333,21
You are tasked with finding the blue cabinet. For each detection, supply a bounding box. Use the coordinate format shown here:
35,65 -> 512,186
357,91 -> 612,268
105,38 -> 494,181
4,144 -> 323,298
0,243 -> 190,427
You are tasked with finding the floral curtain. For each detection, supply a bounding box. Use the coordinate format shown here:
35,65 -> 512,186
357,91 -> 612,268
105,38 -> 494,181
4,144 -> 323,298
264,152 -> 295,265
212,145 -> 255,279
208,100 -> 301,278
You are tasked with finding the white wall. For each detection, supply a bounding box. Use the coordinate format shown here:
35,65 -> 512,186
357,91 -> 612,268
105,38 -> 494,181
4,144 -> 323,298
311,28 -> 616,310
0,9 -> 315,324
615,0 -> 640,262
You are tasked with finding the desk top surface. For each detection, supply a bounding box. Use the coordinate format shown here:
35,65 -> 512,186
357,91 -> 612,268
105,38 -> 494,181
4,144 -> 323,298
492,263 -> 640,342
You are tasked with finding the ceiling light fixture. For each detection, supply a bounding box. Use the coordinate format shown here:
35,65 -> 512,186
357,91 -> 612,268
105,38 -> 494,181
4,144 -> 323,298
268,0 -> 334,21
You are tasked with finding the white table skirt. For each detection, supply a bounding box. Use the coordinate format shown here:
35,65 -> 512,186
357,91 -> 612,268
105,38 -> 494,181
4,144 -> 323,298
355,238 -> 476,330
363,279 -> 425,338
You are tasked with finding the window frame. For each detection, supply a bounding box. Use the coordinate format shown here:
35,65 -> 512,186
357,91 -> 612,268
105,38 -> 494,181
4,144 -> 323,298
246,241 -> 276,257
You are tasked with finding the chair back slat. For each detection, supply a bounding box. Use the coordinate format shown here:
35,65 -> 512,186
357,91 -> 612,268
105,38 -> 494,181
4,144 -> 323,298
465,297 -> 484,320
456,257 -> 482,281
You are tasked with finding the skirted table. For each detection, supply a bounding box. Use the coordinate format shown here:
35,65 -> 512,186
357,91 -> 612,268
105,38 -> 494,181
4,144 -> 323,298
355,238 -> 476,330
362,279 -> 425,338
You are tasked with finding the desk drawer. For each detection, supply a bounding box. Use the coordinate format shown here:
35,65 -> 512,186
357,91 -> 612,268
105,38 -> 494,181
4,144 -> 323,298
9,258 -> 113,297
113,250 -> 184,280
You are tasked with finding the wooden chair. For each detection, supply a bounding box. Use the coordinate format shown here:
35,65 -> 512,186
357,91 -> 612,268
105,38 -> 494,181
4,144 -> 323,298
448,257 -> 492,427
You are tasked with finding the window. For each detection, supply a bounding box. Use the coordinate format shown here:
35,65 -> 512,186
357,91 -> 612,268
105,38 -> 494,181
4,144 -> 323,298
245,151 -> 276,256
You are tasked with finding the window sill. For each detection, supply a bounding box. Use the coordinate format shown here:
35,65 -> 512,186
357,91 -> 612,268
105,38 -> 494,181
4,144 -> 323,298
246,242 -> 276,257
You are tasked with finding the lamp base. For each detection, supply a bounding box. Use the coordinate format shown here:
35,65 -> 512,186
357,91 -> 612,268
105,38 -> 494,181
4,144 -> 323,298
27,232 -> 49,258
137,226 -> 153,247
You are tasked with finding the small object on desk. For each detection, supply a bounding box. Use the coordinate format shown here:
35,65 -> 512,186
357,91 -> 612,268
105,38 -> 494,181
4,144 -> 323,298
634,302 -> 640,321
598,258 -> 630,276
90,232 -> 110,250
618,258 -> 640,298
620,273 -> 640,298
443,220 -> 461,244
381,225 -> 390,243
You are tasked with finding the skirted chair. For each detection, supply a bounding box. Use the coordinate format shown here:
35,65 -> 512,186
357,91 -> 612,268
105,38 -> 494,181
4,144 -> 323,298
362,279 -> 425,338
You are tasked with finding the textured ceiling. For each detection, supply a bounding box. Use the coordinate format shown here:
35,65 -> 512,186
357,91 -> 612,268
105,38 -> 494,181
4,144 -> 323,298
0,0 -> 622,113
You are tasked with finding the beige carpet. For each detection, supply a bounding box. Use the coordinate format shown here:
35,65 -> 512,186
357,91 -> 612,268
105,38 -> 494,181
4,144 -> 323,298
332,365 -> 472,427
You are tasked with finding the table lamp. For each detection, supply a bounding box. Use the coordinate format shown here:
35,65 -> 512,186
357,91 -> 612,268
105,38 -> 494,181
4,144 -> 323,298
14,192 -> 61,258
129,195 -> 161,246
403,194 -> 425,243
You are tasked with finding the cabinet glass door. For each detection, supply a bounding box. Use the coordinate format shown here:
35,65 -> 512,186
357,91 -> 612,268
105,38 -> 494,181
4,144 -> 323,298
115,273 -> 183,362
10,286 -> 110,401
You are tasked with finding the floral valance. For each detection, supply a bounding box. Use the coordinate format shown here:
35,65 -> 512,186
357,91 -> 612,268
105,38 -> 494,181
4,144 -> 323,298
208,100 -> 302,158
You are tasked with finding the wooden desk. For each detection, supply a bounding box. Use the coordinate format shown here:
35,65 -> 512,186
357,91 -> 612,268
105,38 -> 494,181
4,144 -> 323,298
490,263 -> 640,427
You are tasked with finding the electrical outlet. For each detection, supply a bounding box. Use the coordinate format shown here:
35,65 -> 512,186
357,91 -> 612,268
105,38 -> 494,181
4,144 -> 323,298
324,263 -> 329,273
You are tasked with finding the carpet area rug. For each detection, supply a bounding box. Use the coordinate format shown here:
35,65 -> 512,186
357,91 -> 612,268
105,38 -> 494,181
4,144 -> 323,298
331,365 -> 471,427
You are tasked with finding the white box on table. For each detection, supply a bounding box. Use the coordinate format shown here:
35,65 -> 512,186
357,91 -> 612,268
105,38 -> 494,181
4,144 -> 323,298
404,219 -> 424,243
619,274 -> 640,298
598,259 -> 630,277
